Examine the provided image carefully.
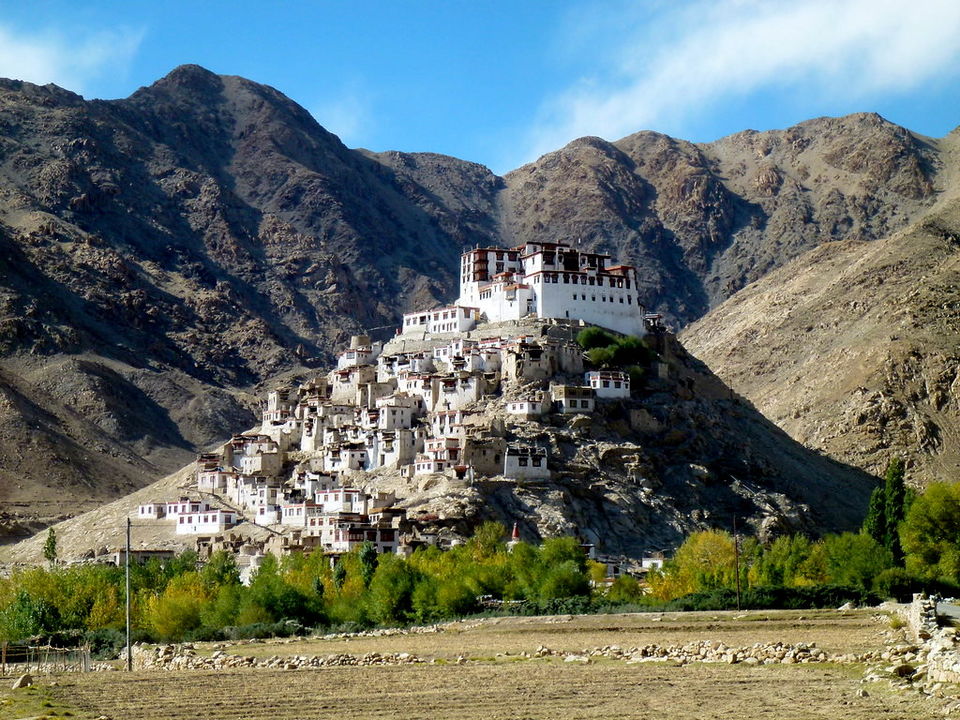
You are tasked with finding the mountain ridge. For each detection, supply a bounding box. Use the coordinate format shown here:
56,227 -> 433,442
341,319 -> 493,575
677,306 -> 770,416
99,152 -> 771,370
0,64 -> 953,536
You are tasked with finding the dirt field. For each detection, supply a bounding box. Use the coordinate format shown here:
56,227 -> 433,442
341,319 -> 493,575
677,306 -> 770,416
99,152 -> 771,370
3,609 -> 955,720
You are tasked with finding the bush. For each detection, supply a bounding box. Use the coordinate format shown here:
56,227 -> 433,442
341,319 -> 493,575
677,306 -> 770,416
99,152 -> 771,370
576,327 -> 619,350
223,620 -> 305,641
872,567 -> 959,602
606,575 -> 645,605
84,627 -> 126,660
663,585 -> 881,612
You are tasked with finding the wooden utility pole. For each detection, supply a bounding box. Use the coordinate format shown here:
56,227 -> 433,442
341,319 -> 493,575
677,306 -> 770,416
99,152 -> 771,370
733,515 -> 741,612
125,517 -> 132,671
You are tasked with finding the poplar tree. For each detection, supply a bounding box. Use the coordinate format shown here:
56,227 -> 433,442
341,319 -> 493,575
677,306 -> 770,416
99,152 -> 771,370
863,457 -> 907,565
43,528 -> 58,566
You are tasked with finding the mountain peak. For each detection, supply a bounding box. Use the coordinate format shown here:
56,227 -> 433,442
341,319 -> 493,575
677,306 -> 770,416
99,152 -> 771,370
130,63 -> 225,103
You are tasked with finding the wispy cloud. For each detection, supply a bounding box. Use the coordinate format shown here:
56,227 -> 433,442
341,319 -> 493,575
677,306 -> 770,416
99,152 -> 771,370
523,0 -> 960,164
0,24 -> 143,95
311,89 -> 375,148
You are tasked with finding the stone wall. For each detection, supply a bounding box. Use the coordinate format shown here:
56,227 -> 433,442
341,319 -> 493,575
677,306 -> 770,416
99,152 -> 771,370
900,593 -> 960,685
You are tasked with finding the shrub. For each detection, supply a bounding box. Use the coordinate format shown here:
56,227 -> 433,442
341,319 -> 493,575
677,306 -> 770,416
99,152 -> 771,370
576,327 -> 618,350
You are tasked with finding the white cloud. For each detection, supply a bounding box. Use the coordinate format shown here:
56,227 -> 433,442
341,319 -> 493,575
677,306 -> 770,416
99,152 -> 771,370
523,0 -> 960,164
311,90 -> 375,148
0,24 -> 143,95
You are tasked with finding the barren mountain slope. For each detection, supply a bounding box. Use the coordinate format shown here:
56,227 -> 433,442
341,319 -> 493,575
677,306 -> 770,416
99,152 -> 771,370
0,66 -> 503,532
682,131 -> 960,484
503,113 -> 940,325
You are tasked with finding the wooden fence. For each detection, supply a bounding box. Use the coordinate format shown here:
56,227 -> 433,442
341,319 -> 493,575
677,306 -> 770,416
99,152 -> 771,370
0,642 -> 92,675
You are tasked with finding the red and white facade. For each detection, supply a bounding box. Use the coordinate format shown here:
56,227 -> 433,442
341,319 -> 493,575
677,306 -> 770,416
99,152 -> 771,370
457,241 -> 645,337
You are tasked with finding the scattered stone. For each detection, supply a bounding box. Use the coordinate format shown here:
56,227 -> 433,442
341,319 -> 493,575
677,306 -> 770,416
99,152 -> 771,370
11,673 -> 32,689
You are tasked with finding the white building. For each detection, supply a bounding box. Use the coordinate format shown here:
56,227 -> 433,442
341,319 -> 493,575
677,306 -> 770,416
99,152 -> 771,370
586,370 -> 631,399
457,241 -> 645,337
280,501 -> 324,528
323,444 -> 368,473
174,508 -> 238,535
137,503 -> 166,520
262,387 -> 294,424
316,487 -> 367,515
431,409 -> 475,438
376,393 -> 422,430
377,353 -> 434,383
413,437 -> 462,475
503,445 -> 550,480
336,346 -> 375,370
165,498 -> 214,518
551,384 -> 596,414
366,428 -> 420,469
506,395 -> 548,418
401,305 -> 480,335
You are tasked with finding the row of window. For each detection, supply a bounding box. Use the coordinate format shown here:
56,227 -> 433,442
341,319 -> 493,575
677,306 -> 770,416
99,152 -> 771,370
531,273 -> 630,288
568,293 -> 634,305
516,457 -> 544,467
178,514 -> 232,524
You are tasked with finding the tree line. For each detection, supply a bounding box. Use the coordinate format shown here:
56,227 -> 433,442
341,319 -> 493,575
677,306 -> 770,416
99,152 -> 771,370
649,459 -> 960,605
0,526 -> 601,651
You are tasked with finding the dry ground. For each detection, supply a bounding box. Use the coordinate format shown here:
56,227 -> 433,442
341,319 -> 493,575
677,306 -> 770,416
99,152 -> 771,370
2,608 -> 955,720
229,608 -> 885,660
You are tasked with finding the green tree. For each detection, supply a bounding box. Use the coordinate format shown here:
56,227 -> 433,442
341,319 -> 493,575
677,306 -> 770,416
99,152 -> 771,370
576,327 -> 618,350
200,551 -> 241,589
332,561 -> 347,590
901,482 -> 960,582
862,487 -> 885,544
821,533 -> 893,588
366,554 -> 418,625
606,575 -> 645,605
862,458 -> 908,565
749,534 -> 814,588
883,457 -> 907,564
43,528 -> 58,566
0,589 -> 61,641
358,542 -> 378,588
466,521 -> 506,561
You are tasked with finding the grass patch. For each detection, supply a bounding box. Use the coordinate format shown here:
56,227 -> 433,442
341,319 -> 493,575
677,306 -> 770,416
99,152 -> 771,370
0,682 -> 81,720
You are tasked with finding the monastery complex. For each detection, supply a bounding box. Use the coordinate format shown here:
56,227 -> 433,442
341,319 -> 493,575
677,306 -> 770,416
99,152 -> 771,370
404,240 -> 646,338
133,241 -> 660,577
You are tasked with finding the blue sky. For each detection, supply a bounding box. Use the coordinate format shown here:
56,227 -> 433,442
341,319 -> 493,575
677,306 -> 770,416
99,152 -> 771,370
1,0 -> 959,174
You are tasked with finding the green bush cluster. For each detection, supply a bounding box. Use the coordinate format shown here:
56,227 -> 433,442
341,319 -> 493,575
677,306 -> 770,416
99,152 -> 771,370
0,525 -> 597,649
575,328 -> 654,388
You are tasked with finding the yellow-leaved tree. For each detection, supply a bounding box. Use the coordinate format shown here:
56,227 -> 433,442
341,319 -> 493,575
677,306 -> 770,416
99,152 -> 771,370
648,530 -> 739,601
144,572 -> 211,640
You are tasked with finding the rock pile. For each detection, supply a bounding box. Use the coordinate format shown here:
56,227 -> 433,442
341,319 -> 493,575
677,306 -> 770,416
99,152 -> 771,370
530,641 -> 849,666
133,644 -> 426,671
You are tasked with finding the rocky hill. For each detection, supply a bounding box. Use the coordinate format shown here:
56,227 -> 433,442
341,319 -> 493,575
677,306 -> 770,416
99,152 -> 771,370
0,321 -> 876,565
0,66 -> 502,532
0,64 -> 953,535
682,130 -> 960,486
